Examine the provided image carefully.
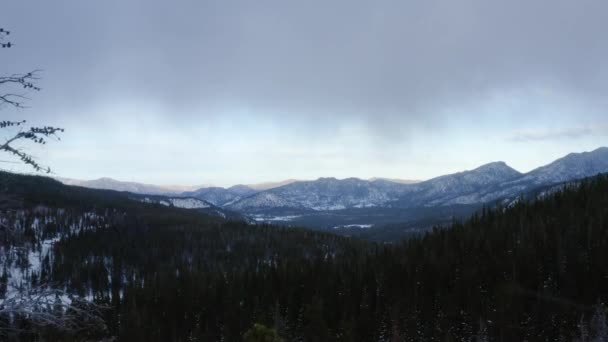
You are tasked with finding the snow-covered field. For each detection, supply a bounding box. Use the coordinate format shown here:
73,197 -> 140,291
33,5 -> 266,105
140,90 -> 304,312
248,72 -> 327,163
251,214 -> 301,222
333,224 -> 374,229
0,209 -> 115,322
140,196 -> 212,209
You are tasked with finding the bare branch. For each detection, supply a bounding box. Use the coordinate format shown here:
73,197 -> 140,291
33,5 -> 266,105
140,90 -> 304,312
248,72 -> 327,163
0,28 -> 62,173
0,123 -> 64,173
0,28 -> 11,48
0,71 -> 42,109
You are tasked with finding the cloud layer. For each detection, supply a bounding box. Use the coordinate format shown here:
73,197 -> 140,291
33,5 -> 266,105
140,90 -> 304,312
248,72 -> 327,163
1,0 -> 607,184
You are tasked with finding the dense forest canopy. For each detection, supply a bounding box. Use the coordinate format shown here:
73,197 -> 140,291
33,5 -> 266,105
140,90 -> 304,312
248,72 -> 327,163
0,172 -> 607,340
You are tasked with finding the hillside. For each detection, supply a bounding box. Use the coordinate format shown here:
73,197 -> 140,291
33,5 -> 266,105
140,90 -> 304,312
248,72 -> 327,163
226,148 -> 608,214
2,171 -> 608,340
52,148 -> 608,237
56,177 -> 201,195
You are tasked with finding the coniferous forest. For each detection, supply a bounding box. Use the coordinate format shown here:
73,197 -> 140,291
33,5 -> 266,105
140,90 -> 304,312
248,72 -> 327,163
1,172 -> 608,341
3,1 -> 608,340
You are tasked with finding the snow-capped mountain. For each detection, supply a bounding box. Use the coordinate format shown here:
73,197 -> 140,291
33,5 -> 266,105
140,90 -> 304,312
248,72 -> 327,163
226,147 -> 608,213
442,147 -> 608,205
57,177 -> 201,195
391,161 -> 522,207
227,192 -> 308,212
368,177 -> 421,184
511,147 -> 608,186
183,182 -> 299,206
140,196 -> 213,209
227,177 -> 399,212
57,147 -> 608,217
133,194 -> 246,220
183,185 -> 258,206
226,162 -> 522,212
245,179 -> 300,191
227,185 -> 259,197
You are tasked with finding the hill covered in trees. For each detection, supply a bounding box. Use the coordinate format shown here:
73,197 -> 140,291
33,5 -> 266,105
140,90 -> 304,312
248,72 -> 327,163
1,171 -> 608,340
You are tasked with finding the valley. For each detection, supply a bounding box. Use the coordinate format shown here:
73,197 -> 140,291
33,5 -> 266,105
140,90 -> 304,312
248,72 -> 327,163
2,167 -> 608,340
58,147 -> 608,241
3,2 -> 606,339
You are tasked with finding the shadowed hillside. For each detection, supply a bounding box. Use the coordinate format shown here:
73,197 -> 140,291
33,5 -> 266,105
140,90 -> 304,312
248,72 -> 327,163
1,172 -> 608,340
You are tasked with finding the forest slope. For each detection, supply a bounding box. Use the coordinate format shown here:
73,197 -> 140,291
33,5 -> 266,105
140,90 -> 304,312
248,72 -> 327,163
1,172 -> 608,340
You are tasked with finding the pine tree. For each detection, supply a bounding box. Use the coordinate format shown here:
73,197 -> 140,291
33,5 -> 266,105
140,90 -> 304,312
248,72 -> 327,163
243,323 -> 283,342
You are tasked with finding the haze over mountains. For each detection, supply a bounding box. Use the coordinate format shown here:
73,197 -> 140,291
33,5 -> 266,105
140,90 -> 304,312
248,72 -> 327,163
56,177 -> 204,195
55,177 -> 304,197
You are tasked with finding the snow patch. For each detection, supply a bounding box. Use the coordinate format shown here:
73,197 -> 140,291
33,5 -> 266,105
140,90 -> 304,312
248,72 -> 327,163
333,224 -> 374,229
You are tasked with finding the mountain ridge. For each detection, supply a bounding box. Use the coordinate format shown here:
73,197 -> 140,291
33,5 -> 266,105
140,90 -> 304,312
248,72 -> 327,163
56,177 -> 205,195
225,147 -> 608,213
55,147 -> 608,217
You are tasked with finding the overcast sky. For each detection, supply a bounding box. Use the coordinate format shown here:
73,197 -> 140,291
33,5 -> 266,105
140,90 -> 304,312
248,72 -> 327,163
1,0 -> 607,186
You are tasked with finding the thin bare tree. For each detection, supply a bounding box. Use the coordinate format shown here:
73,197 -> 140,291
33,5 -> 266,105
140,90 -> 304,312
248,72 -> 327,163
0,27 -> 108,339
1,27 -> 63,173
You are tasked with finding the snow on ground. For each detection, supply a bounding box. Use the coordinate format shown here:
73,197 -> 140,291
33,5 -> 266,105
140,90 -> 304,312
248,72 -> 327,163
251,215 -> 301,222
333,224 -> 374,229
141,197 -> 212,209
166,197 -> 211,209
0,210 -> 107,308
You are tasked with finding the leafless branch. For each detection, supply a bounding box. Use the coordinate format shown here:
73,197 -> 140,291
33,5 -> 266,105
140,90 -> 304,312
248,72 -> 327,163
0,124 -> 64,173
0,27 -> 63,173
0,28 -> 10,48
0,71 -> 42,109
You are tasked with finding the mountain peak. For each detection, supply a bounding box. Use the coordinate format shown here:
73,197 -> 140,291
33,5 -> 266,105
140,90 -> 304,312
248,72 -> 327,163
316,177 -> 338,182
470,161 -> 518,175
228,184 -> 254,191
521,147 -> 608,185
561,146 -> 608,159
474,161 -> 512,171
95,177 -> 117,182
227,184 -> 258,196
369,177 -> 422,184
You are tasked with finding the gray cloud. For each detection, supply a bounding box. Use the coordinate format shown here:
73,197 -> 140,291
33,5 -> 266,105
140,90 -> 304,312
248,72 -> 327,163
509,123 -> 608,142
2,1 -> 607,119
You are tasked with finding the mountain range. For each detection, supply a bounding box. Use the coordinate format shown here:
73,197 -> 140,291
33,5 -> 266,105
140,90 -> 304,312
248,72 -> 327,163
56,147 -> 608,230
56,177 -> 301,197
219,147 -> 608,213
55,177 -> 204,195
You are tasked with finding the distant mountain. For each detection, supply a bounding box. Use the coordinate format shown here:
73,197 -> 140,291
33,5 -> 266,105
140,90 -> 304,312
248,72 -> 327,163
392,161 -> 523,207
227,177 -> 398,212
183,185 -> 258,206
368,177 -> 421,184
56,147 -> 608,219
139,196 -> 213,209
183,180 -> 300,206
226,147 -> 608,214
512,146 -> 608,186
227,184 -> 259,196
227,162 -> 522,212
56,177 -> 292,206
228,192 -> 309,213
130,194 -> 246,220
443,147 -> 608,206
57,177 -> 202,195
245,179 -> 300,190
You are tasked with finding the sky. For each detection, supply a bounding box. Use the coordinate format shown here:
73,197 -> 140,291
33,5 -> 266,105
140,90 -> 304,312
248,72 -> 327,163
1,0 -> 607,187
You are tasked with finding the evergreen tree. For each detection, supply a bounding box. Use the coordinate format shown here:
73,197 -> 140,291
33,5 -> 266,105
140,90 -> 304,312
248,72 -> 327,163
243,323 -> 283,342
